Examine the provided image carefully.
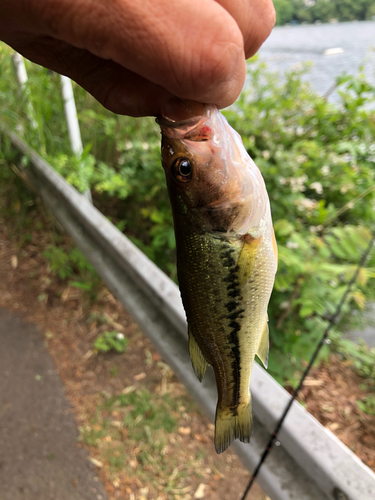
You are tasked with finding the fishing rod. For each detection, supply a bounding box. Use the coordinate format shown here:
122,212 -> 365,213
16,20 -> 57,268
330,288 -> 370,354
240,228 -> 375,500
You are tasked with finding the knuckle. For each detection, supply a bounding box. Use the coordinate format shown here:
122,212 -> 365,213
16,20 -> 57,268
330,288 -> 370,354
164,17 -> 245,106
194,24 -> 243,90
266,1 -> 277,32
245,1 -> 276,58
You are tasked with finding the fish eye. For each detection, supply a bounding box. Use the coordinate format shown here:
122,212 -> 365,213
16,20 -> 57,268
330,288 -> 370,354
172,157 -> 192,183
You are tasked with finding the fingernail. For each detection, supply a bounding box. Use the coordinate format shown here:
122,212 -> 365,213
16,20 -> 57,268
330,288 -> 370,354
161,98 -> 205,122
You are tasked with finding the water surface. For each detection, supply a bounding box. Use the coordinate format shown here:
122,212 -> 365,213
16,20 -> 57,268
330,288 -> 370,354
258,21 -> 375,98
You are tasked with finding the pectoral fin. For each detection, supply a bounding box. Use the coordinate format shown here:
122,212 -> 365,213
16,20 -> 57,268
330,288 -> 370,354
237,234 -> 262,287
256,318 -> 269,369
189,327 -> 209,382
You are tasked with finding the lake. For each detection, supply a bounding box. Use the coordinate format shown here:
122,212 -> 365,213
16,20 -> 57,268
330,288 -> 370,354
258,20 -> 375,99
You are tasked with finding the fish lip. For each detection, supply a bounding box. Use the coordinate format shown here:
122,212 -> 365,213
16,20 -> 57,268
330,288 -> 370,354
156,115 -> 203,128
156,103 -> 209,128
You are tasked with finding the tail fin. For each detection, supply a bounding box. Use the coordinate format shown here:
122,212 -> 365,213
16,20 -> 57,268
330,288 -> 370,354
214,399 -> 252,454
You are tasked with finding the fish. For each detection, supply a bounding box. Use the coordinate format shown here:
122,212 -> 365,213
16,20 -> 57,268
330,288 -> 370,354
157,104 -> 277,454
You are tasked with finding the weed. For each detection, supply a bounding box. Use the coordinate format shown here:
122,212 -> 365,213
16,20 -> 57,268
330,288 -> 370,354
357,394 -> 375,416
109,365 -> 119,377
94,331 -> 129,354
43,246 -> 73,280
331,335 -> 375,381
43,244 -> 101,302
104,389 -> 177,435
104,443 -> 126,470
80,424 -> 108,447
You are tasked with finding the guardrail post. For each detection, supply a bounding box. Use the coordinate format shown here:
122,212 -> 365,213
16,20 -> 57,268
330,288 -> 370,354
59,74 -> 92,202
11,53 -> 38,130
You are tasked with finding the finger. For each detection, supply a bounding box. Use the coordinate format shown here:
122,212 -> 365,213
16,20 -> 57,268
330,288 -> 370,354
7,34 -> 179,116
14,0 -> 247,108
216,0 -> 276,58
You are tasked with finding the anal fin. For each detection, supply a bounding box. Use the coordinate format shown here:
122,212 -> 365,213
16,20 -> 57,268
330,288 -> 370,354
189,327 -> 209,382
256,318 -> 269,369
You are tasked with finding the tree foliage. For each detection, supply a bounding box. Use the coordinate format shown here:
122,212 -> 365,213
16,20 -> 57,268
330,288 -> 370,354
273,0 -> 375,25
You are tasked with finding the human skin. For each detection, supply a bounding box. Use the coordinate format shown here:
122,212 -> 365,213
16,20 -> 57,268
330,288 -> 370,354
0,0 -> 275,117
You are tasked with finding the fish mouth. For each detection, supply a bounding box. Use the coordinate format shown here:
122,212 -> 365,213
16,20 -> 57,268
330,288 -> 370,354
156,100 -> 207,127
157,107 -> 214,141
156,114 -> 202,129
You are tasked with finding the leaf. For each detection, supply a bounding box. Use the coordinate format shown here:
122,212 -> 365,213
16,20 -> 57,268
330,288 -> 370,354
351,291 -> 366,309
274,219 -> 294,237
278,247 -> 306,272
70,280 -> 92,291
299,302 -> 314,318
89,457 -> 103,468
324,235 -> 348,259
356,268 -> 368,287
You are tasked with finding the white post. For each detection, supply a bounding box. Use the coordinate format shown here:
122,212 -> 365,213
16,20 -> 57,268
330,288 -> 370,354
11,53 -> 38,129
12,53 -> 28,90
59,75 -> 92,202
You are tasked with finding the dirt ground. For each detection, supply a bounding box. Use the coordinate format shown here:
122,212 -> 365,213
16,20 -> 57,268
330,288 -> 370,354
298,357 -> 375,470
1,201 -> 374,500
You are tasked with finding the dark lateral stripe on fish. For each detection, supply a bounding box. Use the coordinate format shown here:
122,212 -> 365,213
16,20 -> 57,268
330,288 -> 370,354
224,246 -> 235,253
220,246 -> 237,270
219,243 -> 243,414
228,308 -> 245,322
228,318 -> 242,414
223,256 -> 236,268
226,280 -> 240,290
225,300 -> 238,312
227,288 -> 241,298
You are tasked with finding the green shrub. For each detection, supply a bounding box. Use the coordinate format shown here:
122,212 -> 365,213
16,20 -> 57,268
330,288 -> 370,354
1,44 -> 375,384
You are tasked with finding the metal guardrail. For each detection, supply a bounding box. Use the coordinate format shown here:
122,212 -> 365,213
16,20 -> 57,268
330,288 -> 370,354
2,123 -> 375,500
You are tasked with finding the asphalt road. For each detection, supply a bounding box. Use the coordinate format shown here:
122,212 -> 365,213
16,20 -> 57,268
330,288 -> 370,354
0,308 -> 108,500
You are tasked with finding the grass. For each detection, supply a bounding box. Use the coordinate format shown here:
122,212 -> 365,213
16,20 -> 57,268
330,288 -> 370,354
79,387 -> 205,494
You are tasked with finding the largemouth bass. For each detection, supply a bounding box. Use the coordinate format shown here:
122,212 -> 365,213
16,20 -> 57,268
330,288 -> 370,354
158,104 -> 277,453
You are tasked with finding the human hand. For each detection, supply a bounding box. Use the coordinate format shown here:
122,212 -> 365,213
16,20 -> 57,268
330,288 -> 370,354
0,0 -> 275,117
